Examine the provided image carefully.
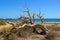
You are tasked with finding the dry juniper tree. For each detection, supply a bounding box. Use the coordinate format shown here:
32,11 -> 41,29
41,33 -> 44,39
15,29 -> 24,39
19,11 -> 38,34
16,7 -> 49,35
23,8 -> 49,34
2,6 -> 50,40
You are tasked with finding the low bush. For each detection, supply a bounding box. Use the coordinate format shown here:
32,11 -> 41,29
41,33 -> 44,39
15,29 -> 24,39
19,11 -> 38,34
0,20 -> 6,25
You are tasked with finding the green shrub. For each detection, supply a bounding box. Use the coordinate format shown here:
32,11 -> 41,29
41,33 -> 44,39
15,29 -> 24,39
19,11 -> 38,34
0,20 -> 6,25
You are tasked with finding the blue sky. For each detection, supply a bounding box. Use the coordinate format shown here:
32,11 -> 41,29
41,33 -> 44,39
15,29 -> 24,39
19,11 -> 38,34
0,0 -> 60,19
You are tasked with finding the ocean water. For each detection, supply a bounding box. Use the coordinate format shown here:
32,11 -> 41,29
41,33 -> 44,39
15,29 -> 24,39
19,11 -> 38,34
2,18 -> 60,22
35,19 -> 60,22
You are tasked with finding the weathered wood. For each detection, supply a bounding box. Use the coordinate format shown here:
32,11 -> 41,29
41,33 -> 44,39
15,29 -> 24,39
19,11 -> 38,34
14,23 -> 49,34
23,7 -> 33,24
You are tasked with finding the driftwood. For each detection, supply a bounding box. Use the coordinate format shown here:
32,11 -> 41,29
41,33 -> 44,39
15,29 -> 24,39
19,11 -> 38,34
14,23 -> 49,34
6,7 -> 49,35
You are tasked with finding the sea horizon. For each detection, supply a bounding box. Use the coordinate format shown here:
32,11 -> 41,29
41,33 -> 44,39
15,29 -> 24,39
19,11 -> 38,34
0,18 -> 60,22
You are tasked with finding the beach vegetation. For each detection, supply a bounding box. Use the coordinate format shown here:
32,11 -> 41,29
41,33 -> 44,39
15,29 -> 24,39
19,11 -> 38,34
0,20 -> 6,25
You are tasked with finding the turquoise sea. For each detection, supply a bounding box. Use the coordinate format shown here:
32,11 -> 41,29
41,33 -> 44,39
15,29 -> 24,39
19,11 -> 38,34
1,18 -> 60,22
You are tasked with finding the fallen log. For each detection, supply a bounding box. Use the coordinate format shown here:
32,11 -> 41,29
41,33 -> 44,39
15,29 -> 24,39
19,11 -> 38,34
15,23 -> 49,35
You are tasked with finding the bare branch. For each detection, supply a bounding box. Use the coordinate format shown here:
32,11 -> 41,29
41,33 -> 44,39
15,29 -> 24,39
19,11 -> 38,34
32,13 -> 35,23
